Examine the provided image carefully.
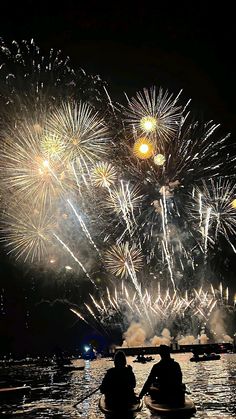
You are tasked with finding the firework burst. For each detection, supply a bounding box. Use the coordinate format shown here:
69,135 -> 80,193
41,131 -> 65,160
91,161 -> 117,188
0,202 -> 55,262
1,39 -> 236,344
123,87 -> 182,145
104,242 -> 144,278
104,181 -> 142,216
133,137 -> 155,159
71,282 -> 232,338
0,122 -> 72,208
45,101 -> 110,171
0,39 -> 107,118
189,178 -> 236,252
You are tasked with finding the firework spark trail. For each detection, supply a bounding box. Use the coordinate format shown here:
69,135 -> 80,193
84,303 -> 97,320
70,308 -> 89,324
100,298 -> 107,313
89,294 -> 103,312
84,282 -> 232,336
219,282 -> 223,299
103,86 -> 117,116
106,181 -> 141,241
159,194 -> 176,290
190,179 -> 236,254
71,161 -> 88,192
109,184 -> 133,240
124,257 -> 153,328
67,199 -> 101,257
198,193 -> 203,228
70,306 -> 110,336
204,207 -> 212,253
226,287 -> 229,304
53,233 -> 97,288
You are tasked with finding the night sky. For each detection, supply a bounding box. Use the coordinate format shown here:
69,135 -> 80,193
0,2 -> 235,356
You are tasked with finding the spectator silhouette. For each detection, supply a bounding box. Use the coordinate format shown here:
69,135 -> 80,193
139,345 -> 185,406
100,350 -> 137,408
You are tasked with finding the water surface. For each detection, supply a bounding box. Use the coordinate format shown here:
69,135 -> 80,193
1,353 -> 236,418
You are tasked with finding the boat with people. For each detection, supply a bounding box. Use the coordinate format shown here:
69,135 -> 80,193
133,355 -> 154,363
99,394 -> 143,417
190,353 -> 221,362
144,393 -> 196,417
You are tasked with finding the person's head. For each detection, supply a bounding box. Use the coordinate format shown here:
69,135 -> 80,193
159,345 -> 171,359
114,350 -> 127,368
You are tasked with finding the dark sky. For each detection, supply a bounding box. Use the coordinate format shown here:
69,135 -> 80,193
0,2 -> 236,355
1,2 -> 235,131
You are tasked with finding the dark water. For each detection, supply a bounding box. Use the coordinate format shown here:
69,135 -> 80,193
0,353 -> 236,418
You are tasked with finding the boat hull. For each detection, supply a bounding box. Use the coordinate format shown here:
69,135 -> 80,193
99,395 -> 142,416
190,355 -> 221,362
144,394 -> 196,417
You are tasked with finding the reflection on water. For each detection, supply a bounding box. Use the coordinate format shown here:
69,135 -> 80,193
0,354 -> 236,418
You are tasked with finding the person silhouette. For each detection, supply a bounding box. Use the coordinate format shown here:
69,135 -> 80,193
139,345 -> 185,406
100,350 -> 137,408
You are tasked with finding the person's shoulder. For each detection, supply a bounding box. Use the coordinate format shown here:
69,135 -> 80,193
151,361 -> 161,370
173,359 -> 181,367
106,367 -> 115,374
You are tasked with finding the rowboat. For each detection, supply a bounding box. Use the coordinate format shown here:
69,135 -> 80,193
133,356 -> 154,363
190,353 -> 221,362
99,394 -> 143,416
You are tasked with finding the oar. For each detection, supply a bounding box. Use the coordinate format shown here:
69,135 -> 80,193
185,385 -> 192,394
73,386 -> 100,407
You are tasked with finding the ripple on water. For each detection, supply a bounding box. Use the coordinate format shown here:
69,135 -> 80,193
0,354 -> 236,418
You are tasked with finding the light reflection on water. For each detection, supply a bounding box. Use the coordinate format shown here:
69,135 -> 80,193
0,354 -> 236,418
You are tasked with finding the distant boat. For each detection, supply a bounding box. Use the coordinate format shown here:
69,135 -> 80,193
133,356 -> 154,363
190,353 -> 221,362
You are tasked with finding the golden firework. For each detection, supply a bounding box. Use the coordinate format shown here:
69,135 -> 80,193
104,242 -> 143,278
104,181 -> 142,216
0,202 -> 55,262
133,137 -> 155,159
91,162 -> 117,188
41,132 -> 65,160
231,199 -> 236,209
0,123 -> 73,208
140,116 -> 157,133
45,101 -> 110,169
154,153 -> 166,166
124,87 -> 182,145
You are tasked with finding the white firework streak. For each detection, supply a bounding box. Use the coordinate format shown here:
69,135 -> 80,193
70,308 -> 88,324
67,199 -> 101,257
53,233 -> 97,288
190,178 -> 236,253
160,195 -> 175,290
